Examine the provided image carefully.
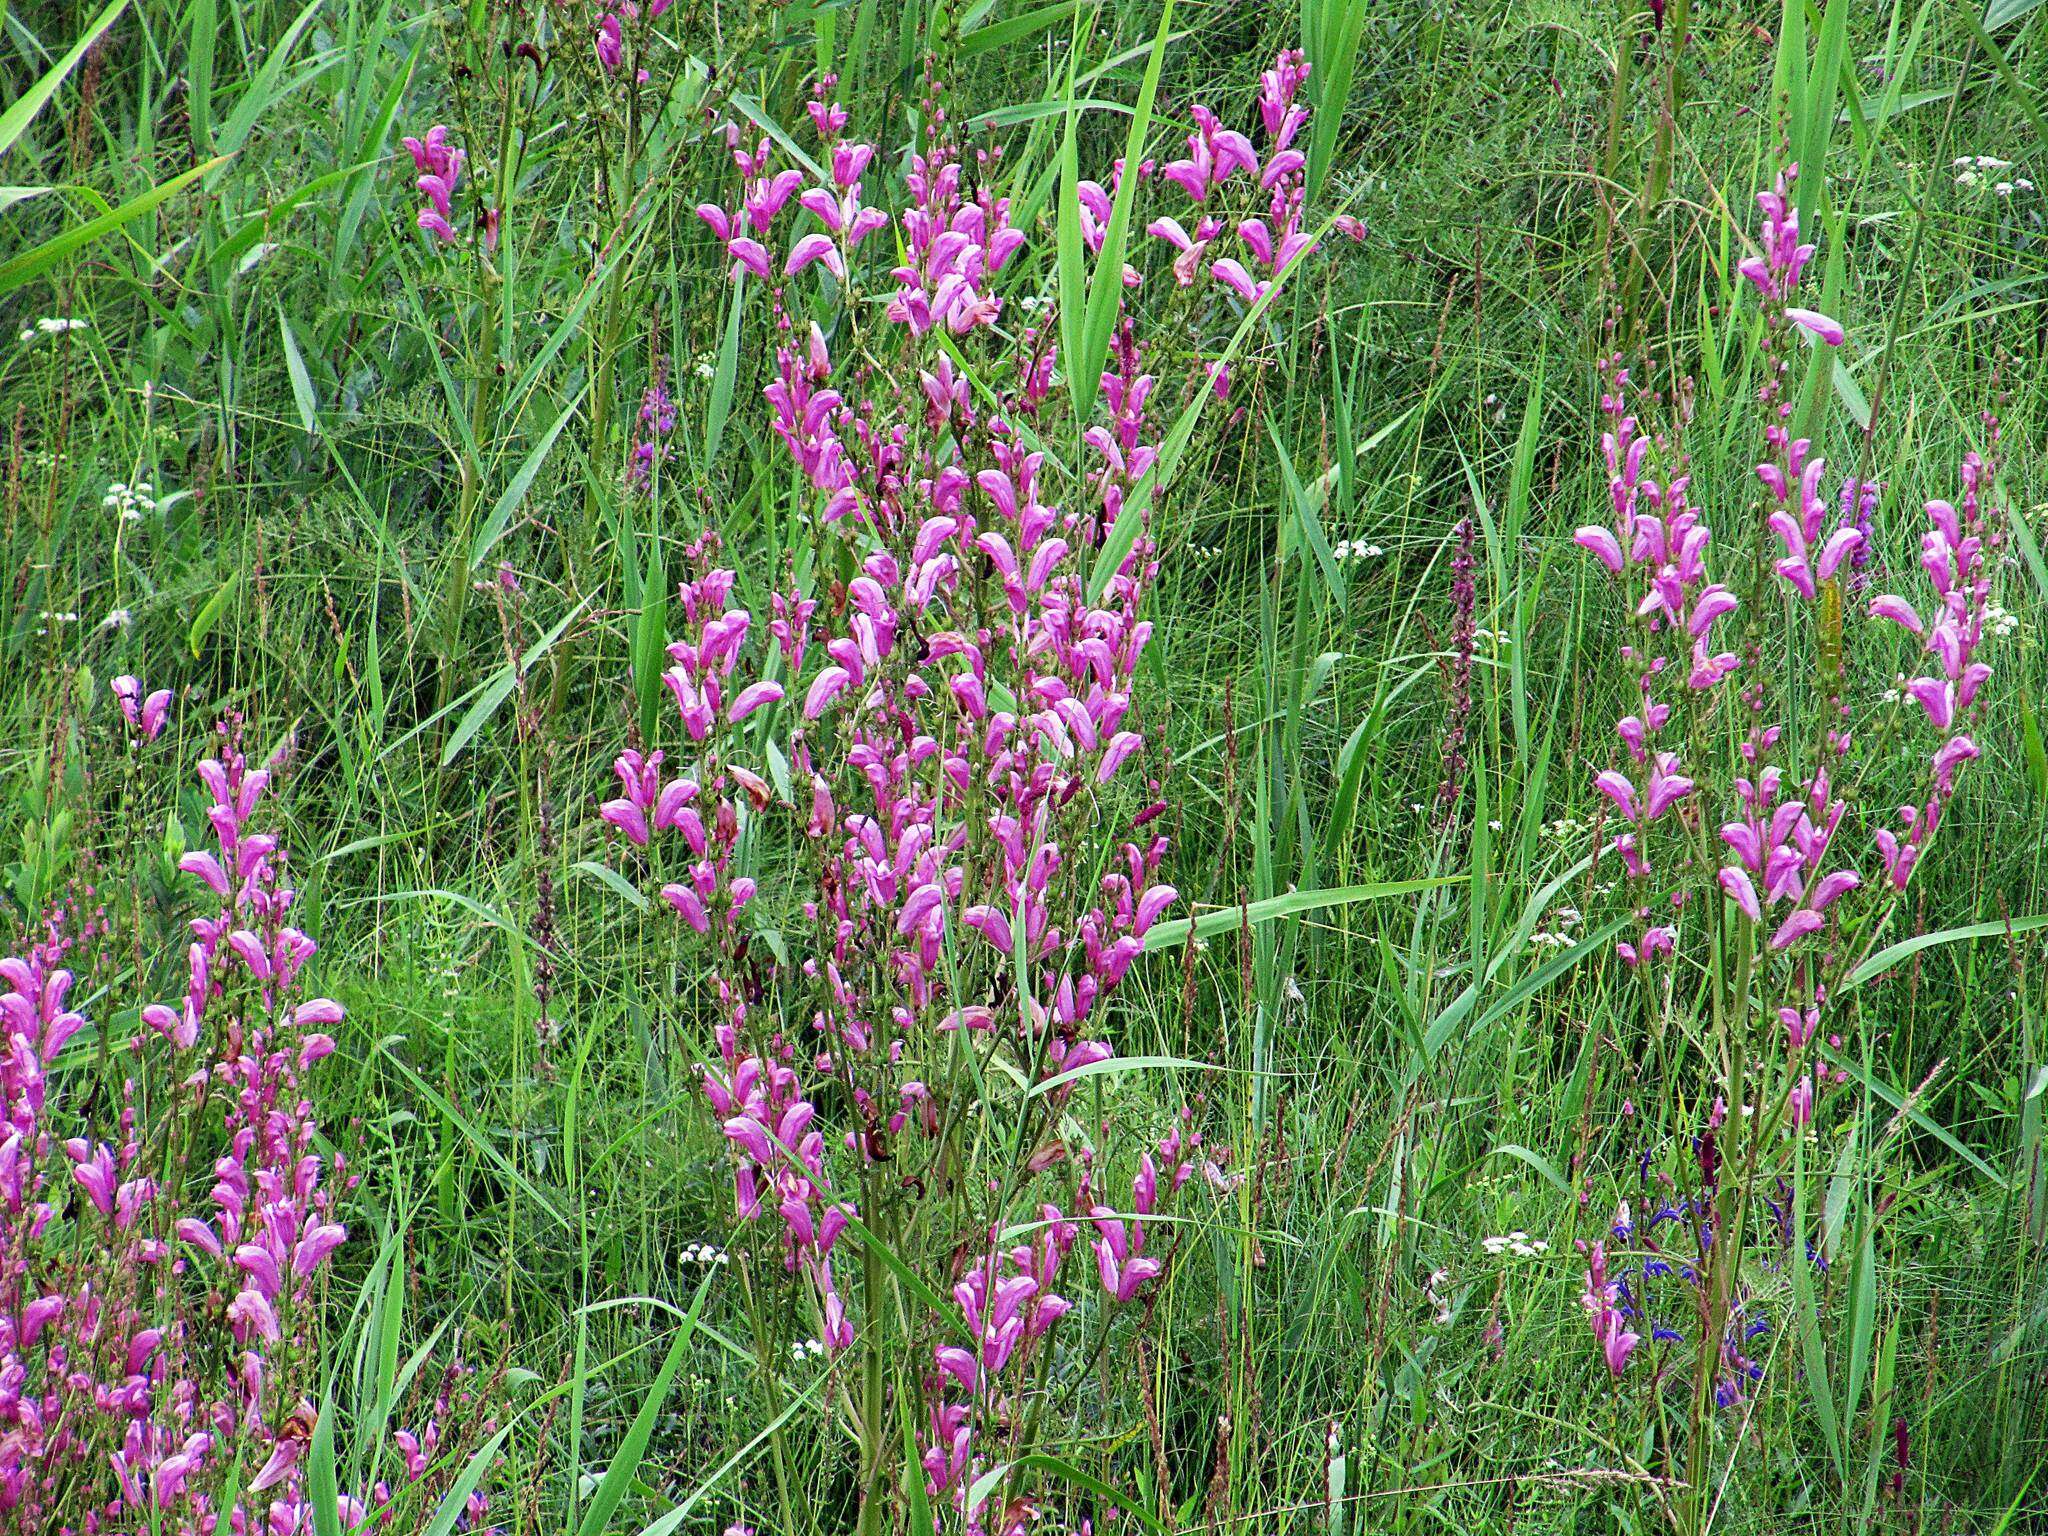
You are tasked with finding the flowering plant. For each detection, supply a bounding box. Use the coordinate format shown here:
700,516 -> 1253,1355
598,53 -> 1355,1534
0,698 -> 497,1534
1570,161 -> 2005,1511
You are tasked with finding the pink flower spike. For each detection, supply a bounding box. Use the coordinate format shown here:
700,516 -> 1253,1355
725,237 -> 771,281
1592,770 -> 1637,821
1815,527 -> 1863,581
600,798 -> 650,847
1209,258 -> 1267,306
661,882 -> 711,933
178,850 -> 231,896
1809,869 -> 1860,911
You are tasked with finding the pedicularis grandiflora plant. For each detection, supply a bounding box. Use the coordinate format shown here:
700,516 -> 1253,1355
1572,163 -> 2005,1520
1,693 -> 497,1534
601,55 -> 1342,1536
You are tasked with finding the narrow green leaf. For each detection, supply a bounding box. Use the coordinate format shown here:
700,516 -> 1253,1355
277,305 -> 318,437
577,1277 -> 713,1536
0,0 -> 128,163
1027,1052 -> 1219,1100
1140,879 -> 1452,953
0,156 -> 226,295
470,388 -> 586,570
188,572 -> 239,658
308,1401 -> 343,1536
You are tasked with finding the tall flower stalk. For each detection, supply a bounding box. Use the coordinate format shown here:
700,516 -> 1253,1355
1571,162 -> 2005,1524
603,55 -> 1341,1534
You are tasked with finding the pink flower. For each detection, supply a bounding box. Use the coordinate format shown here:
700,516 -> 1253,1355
1786,307 -> 1845,346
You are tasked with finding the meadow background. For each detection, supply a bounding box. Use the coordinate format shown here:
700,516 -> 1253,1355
3,0 -> 2047,1530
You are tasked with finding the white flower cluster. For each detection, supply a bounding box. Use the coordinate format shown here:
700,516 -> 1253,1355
1480,1231 -> 1548,1259
680,1241 -> 729,1267
1543,816 -> 1588,842
1528,905 -> 1583,952
789,1338 -> 826,1361
17,316 -> 88,343
103,480 -> 157,522
1954,156 -> 2034,197
1332,538 -> 1385,561
1983,601 -> 2019,639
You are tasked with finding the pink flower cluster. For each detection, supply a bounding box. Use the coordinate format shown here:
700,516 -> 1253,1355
1574,365 -> 1738,965
595,0 -> 668,78
1579,1240 -> 1639,1376
1568,163 -> 2005,1382
694,121 -> 827,285
111,675 -> 171,741
1866,449 -> 2000,887
1737,167 -> 1843,347
606,67 -> 1313,1532
0,707 -> 493,1532
1148,48 -> 1318,308
403,125 -> 496,252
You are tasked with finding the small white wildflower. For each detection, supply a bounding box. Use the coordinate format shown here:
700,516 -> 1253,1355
103,481 -> 159,522
100,608 -> 132,632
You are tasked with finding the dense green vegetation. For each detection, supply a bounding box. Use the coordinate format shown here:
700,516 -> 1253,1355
3,0 -> 2046,1530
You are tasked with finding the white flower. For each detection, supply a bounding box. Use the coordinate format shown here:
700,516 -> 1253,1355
100,608 -> 133,632
102,481 -> 159,521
